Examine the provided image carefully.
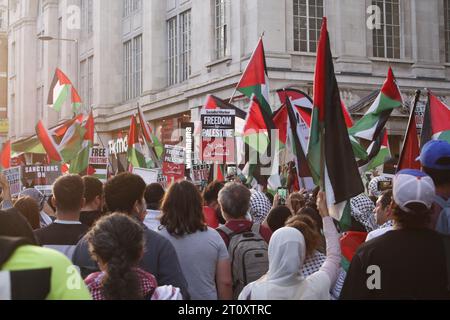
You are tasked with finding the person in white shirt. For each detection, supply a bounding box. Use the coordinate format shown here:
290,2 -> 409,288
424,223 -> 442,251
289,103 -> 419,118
143,183 -> 165,232
366,190 -> 394,242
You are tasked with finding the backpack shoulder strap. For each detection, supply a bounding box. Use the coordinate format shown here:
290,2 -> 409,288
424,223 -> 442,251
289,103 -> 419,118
442,235 -> 450,292
217,225 -> 235,238
251,223 -> 261,235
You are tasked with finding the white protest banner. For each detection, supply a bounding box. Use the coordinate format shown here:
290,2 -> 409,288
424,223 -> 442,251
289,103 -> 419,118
3,166 -> 22,197
133,167 -> 160,185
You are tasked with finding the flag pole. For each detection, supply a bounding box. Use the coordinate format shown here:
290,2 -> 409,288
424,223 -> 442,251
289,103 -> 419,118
396,90 -> 421,172
319,126 -> 325,192
229,32 -> 265,104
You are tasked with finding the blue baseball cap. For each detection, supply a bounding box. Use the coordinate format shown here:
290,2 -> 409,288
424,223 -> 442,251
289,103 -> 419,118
419,140 -> 450,171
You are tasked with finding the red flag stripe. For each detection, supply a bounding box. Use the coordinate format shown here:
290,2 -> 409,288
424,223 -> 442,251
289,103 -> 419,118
36,121 -> 62,162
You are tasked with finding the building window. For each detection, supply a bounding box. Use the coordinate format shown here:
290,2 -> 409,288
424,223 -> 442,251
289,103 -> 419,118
293,0 -> 323,53
445,0 -> 450,63
167,10 -> 191,85
167,17 -> 178,86
372,0 -> 400,59
81,0 -> 93,37
180,10 -> 191,82
124,0 -> 141,17
123,36 -> 142,101
80,56 -> 94,109
215,0 -> 227,59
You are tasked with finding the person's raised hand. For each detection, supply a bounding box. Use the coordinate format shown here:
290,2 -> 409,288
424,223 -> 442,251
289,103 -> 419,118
317,191 -> 329,218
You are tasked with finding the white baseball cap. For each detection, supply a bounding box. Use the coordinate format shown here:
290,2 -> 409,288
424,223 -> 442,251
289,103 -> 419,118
393,170 -> 436,212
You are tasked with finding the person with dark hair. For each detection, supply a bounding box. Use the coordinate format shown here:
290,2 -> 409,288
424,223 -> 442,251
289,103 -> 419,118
341,170 -> 450,299
80,176 -> 104,228
419,140 -> 450,234
143,183 -> 165,231
14,196 -> 41,230
72,173 -> 189,299
34,175 -> 88,260
85,213 -> 157,300
203,180 -> 225,227
264,206 -> 292,232
366,190 -> 394,241
158,181 -> 231,300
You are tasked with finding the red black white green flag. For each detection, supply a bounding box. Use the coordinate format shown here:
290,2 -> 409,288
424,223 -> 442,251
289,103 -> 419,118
234,38 -> 272,117
421,91 -> 450,146
307,18 -> 364,230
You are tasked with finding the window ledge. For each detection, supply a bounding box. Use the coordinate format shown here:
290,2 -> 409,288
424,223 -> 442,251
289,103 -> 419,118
206,56 -> 232,68
369,57 -> 414,64
444,63 -> 450,67
289,51 -> 317,57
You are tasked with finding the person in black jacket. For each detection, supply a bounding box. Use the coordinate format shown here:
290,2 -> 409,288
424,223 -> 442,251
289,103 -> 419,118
341,170 -> 450,300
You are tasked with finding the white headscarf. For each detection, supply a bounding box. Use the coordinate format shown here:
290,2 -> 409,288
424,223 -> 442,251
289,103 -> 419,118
241,227 -> 331,300
245,227 -> 306,299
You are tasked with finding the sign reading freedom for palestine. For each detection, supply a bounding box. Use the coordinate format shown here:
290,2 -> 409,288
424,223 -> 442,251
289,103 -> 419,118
201,109 -> 235,164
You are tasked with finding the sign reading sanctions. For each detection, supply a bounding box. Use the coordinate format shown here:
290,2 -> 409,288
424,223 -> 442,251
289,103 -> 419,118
201,109 -> 235,164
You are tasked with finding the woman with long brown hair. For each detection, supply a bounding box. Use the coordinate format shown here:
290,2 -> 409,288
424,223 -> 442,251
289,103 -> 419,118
158,180 -> 232,300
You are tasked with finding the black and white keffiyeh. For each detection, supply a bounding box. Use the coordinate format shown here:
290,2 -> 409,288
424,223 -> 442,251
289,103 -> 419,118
350,194 -> 377,232
249,191 -> 272,224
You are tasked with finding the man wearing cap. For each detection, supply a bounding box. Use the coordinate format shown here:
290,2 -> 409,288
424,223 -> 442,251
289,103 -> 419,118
341,170 -> 450,299
419,140 -> 450,234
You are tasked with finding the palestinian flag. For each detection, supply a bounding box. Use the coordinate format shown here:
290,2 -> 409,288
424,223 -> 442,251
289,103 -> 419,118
243,96 -> 275,155
307,18 -> 364,230
36,121 -> 63,162
12,137 -> 46,155
127,115 -> 147,169
397,103 -> 421,171
70,112 -> 95,174
235,38 -> 272,116
365,129 -> 392,171
421,92 -> 450,146
277,88 -> 313,111
286,99 -> 312,178
0,141 -> 11,170
209,163 -> 225,182
349,68 -> 403,141
272,105 -> 289,147
48,68 -> 82,113
57,117 -> 86,163
137,105 -> 163,164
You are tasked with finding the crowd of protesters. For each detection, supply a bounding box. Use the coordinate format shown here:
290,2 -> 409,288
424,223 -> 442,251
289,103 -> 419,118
0,139 -> 449,300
